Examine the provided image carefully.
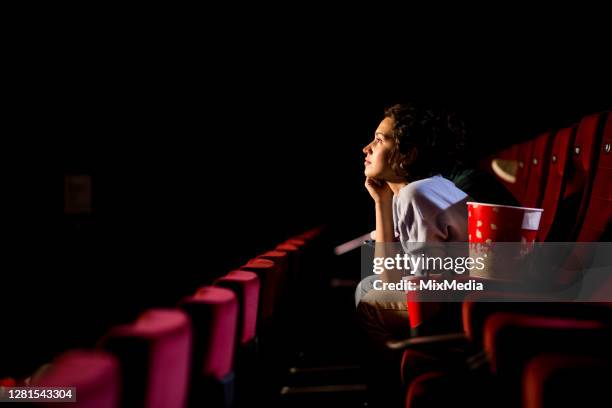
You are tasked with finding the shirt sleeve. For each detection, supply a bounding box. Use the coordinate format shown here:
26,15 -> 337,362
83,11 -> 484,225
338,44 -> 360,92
396,189 -> 449,243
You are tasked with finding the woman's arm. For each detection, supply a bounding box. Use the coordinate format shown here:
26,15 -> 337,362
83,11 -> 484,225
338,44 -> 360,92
365,178 -> 400,283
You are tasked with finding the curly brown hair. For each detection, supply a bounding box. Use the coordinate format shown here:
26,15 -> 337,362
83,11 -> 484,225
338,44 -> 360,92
384,104 -> 467,181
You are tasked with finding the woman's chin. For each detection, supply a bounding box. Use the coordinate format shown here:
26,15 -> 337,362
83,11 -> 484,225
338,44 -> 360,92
364,167 -> 377,178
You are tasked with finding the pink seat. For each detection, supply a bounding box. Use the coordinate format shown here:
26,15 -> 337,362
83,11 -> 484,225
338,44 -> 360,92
276,243 -> 301,284
180,286 -> 238,407
240,258 -> 276,322
100,309 -> 192,408
32,350 -> 120,408
214,271 -> 260,345
258,250 -> 289,309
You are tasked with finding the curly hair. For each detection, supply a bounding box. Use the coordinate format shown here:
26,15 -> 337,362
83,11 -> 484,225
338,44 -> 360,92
384,104 -> 467,181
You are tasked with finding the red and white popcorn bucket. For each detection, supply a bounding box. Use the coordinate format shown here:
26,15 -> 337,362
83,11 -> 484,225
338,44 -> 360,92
467,202 -> 543,280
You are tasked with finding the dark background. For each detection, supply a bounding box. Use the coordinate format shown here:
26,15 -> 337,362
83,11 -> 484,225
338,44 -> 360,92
4,36 -> 612,376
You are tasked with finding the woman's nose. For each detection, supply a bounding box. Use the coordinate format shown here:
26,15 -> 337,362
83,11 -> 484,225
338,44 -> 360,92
363,142 -> 372,154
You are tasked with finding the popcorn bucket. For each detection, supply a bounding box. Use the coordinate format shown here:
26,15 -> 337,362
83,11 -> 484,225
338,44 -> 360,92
467,202 -> 543,280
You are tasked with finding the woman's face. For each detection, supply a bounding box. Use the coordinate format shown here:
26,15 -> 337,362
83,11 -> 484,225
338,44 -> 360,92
363,117 -> 400,181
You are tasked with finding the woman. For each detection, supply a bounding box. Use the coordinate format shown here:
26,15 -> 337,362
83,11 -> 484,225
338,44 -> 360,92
356,103 -> 470,349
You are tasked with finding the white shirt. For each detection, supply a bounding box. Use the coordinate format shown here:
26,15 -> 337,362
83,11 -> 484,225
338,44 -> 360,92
392,175 -> 469,245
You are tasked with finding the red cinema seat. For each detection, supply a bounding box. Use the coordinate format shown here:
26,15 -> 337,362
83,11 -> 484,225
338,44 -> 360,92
276,243 -> 301,290
100,309 -> 192,408
576,112 -> 612,242
537,126 -> 576,241
522,131 -> 554,209
564,113 -> 606,240
405,313 -> 612,407
258,250 -> 289,309
214,271 -> 260,347
179,286 -> 238,408
241,258 -> 277,324
563,113 -> 603,201
523,352 -> 612,408
32,350 -> 120,408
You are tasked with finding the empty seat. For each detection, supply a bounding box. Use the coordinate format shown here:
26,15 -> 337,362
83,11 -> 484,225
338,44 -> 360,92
214,271 -> 260,346
405,312 -> 612,407
99,309 -> 192,408
240,258 -> 277,324
32,349 -> 120,408
537,126 -> 576,240
258,250 -> 289,309
564,113 -> 606,240
517,139 -> 537,203
296,225 -> 325,241
522,131 -> 554,208
576,111 -> 612,241
523,352 -> 612,408
179,286 -> 238,408
276,243 -> 301,290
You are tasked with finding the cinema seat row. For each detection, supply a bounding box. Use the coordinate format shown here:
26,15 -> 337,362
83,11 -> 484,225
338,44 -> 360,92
2,226 -> 325,408
397,111 -> 612,407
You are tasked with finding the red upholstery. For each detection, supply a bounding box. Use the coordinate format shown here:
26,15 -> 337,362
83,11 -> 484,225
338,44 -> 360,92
406,278 -> 443,332
181,286 -> 238,380
214,271 -> 260,345
483,312 -> 609,375
286,238 -> 307,248
577,112 -> 612,241
405,371 -> 447,408
0,377 -> 16,387
537,126 -> 576,240
522,131 -> 554,208
276,243 -> 299,252
514,140 -> 535,202
258,250 -> 288,276
563,113 -> 602,201
297,225 -> 325,241
100,309 -> 192,408
32,350 -> 120,408
462,292 -> 612,346
241,258 -> 276,321
461,291 -> 554,345
258,250 -> 289,309
523,353 -> 612,408
405,312 -> 612,407
276,243 -> 300,275
405,370 -> 476,408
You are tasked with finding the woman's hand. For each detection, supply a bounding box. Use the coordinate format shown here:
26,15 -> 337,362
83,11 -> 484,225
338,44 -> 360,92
365,177 -> 394,204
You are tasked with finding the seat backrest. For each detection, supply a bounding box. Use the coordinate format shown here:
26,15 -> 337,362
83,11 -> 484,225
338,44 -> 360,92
537,126 -> 576,241
214,271 -> 260,346
32,350 -> 120,408
100,309 -> 192,408
577,112 -> 612,242
522,131 -> 554,208
513,141 -> 535,203
179,286 -> 238,381
564,113 -> 606,240
240,258 -> 276,322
